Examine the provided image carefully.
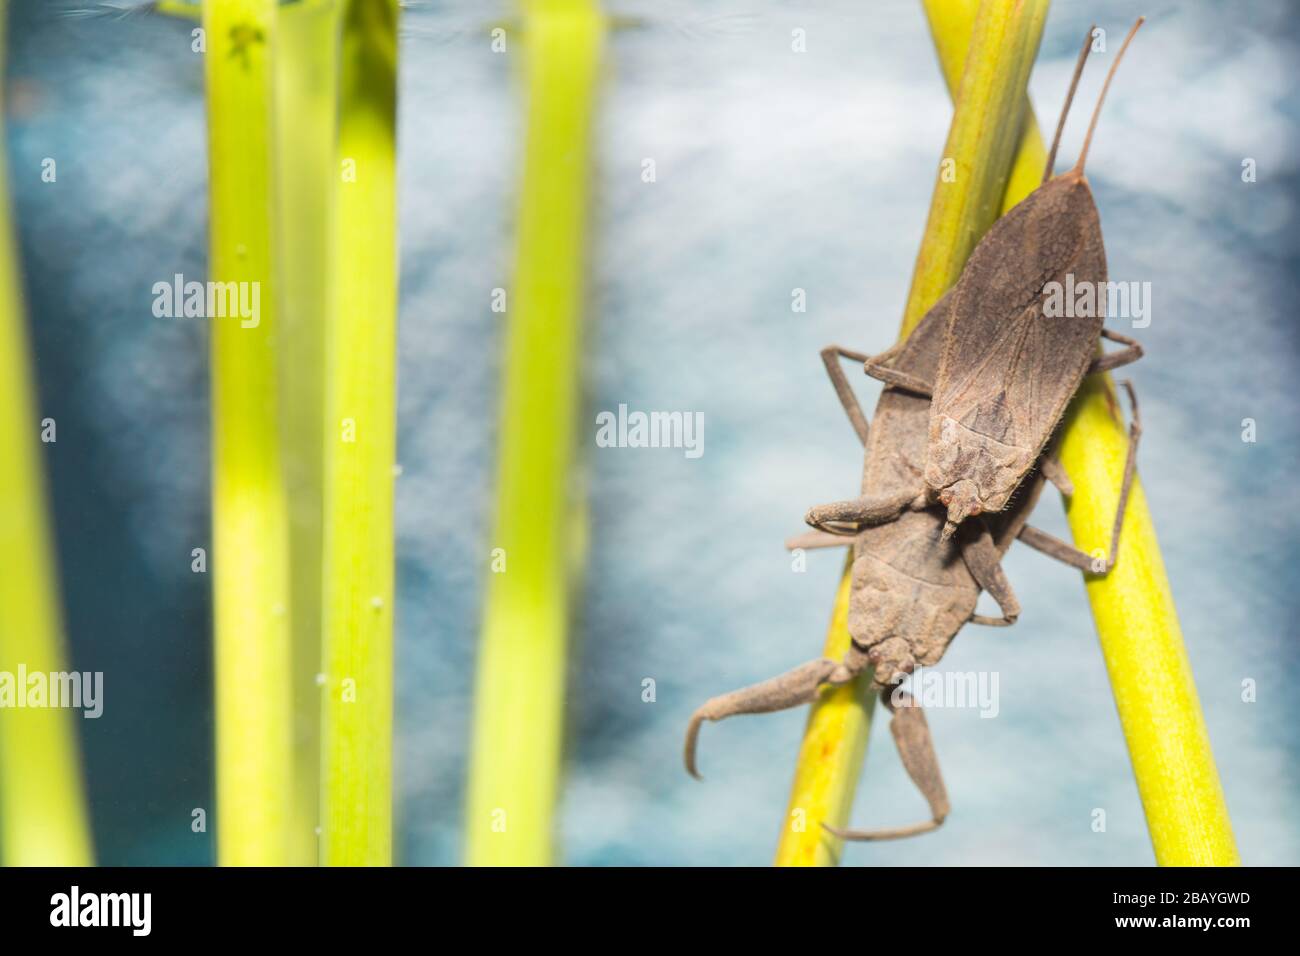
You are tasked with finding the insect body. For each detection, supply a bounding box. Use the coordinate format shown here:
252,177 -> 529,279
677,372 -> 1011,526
820,305 -> 1035,692
805,19 -> 1146,542
684,297 -> 1139,840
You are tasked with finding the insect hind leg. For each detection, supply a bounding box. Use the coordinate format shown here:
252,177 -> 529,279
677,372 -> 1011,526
684,650 -> 869,780
823,691 -> 951,842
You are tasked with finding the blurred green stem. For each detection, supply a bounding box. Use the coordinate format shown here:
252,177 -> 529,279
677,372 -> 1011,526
465,0 -> 604,867
319,0 -> 400,866
0,0 -> 94,867
276,0 -> 340,868
204,0 -> 293,866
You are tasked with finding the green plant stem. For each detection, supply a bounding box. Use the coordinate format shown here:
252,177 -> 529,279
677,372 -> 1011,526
204,0 -> 293,866
922,0 -> 1047,215
933,2 -> 1235,865
319,0 -> 400,866
902,0 -> 1048,332
0,0 -> 93,866
275,0 -> 341,868
464,0 -> 604,867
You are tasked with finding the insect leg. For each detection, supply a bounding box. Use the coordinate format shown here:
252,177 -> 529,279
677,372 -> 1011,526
1039,453 -> 1074,496
861,342 -> 934,397
784,529 -> 854,551
804,488 -> 923,535
1018,381 -> 1141,574
684,653 -> 868,779
819,345 -> 873,445
1088,327 -> 1144,374
960,521 -> 1021,626
1016,524 -> 1097,572
823,691 -> 950,841
1099,380 -> 1142,570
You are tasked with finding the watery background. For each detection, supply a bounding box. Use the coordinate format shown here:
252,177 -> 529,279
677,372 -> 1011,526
6,0 -> 1299,864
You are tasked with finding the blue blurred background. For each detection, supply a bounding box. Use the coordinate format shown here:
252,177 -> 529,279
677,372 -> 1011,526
6,0 -> 1299,864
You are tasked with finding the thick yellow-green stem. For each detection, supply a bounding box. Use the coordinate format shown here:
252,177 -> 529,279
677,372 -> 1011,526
465,0 -> 604,867
775,0 -> 1049,867
205,0 -> 294,866
319,0 -> 400,867
923,0 -> 1047,217
902,0 -> 1049,332
0,0 -> 93,867
1058,382 -> 1237,864
772,567 -> 873,867
931,1 -> 1236,865
276,0 -> 341,869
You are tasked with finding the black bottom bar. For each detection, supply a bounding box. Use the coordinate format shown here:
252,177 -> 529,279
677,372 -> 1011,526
0,866 -> 1275,941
